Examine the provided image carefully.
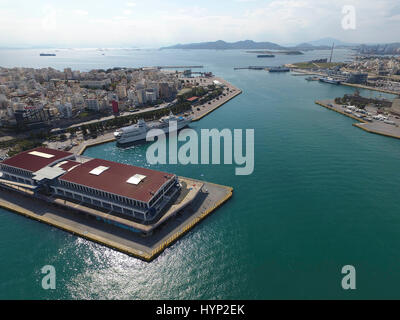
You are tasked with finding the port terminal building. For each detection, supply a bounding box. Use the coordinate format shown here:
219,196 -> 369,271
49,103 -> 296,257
0,147 -> 180,223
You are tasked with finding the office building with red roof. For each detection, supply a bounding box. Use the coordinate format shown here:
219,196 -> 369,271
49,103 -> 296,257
0,147 -> 74,186
0,147 -> 179,223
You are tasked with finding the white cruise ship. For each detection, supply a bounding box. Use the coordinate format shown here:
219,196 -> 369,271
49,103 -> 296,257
114,113 -> 192,145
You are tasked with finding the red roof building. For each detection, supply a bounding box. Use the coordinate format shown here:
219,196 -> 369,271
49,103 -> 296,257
1,147 -> 74,173
111,100 -> 119,114
187,96 -> 199,103
1,147 -> 180,223
58,158 -> 175,203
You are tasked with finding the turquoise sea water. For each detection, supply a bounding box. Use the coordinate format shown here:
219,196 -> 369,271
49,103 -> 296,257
1,48 -> 400,299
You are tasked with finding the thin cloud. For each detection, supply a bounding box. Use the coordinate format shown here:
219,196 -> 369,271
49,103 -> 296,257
0,0 -> 399,47
74,10 -> 89,16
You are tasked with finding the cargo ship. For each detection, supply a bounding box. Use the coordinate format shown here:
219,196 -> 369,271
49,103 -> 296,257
40,53 -> 56,56
268,66 -> 290,72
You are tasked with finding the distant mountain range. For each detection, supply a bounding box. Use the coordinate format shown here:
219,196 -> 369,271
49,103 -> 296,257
160,38 -> 358,51
302,37 -> 358,47
161,38 -> 400,56
161,40 -> 285,50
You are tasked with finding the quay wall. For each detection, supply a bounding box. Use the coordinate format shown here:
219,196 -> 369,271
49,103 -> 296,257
315,100 -> 400,140
352,123 -> 400,140
0,180 -> 233,262
342,83 -> 399,96
192,89 -> 242,122
315,100 -> 368,123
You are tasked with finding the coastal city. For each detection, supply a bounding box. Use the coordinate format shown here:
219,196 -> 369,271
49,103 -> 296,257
0,63 -> 241,261
0,66 -> 240,157
289,55 -> 400,94
2,0 -> 400,303
2,48 -> 400,262
0,66 -> 181,129
285,54 -> 400,139
2,51 -> 400,160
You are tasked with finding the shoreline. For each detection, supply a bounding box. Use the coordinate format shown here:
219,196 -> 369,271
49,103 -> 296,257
0,178 -> 233,262
1,76 -> 242,157
0,75 -> 241,261
315,100 -> 368,123
76,134 -> 116,155
191,90 -> 242,122
315,100 -> 400,140
352,122 -> 400,140
68,77 -> 242,154
290,67 -> 399,96
185,76 -> 242,122
341,82 -> 399,96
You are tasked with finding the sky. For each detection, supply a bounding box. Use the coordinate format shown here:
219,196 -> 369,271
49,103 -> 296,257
0,0 -> 399,48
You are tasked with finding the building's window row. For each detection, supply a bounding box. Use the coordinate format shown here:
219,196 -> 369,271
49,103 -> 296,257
54,187 -> 144,218
1,172 -> 32,185
0,165 -> 31,178
59,180 -> 154,209
149,177 -> 177,207
57,180 -> 149,209
1,165 -> 178,222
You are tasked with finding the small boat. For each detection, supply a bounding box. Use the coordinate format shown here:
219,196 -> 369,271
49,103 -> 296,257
384,120 -> 396,125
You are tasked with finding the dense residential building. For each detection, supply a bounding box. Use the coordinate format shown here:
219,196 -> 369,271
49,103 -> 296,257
86,99 -> 100,111
146,89 -> 157,103
0,66 -> 181,127
56,102 -> 73,118
136,88 -> 147,105
346,73 -> 369,84
116,84 -> 127,99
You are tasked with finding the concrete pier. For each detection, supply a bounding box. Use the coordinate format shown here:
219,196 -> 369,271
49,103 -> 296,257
315,100 -> 400,140
190,77 -> 242,122
0,177 -> 233,262
342,83 -> 400,96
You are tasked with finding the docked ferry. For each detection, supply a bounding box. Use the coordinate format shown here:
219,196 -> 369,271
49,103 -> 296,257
319,77 -> 341,85
114,113 -> 192,145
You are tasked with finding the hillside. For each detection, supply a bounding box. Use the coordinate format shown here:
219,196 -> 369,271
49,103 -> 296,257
161,40 -> 285,50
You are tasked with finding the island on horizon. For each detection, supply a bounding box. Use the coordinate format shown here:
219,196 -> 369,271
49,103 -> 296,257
160,39 -> 357,51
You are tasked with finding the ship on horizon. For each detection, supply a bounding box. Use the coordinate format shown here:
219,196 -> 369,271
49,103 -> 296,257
40,53 -> 56,56
268,66 -> 290,72
114,112 -> 192,145
257,54 -> 275,58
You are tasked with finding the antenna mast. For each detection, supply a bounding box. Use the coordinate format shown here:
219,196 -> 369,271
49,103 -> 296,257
329,42 -> 335,63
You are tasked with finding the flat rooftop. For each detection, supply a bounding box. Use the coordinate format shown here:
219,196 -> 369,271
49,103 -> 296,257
55,160 -> 81,172
59,158 -> 175,203
1,147 -> 73,173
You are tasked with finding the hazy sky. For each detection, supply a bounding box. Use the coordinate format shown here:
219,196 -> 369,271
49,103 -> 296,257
0,0 -> 399,47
